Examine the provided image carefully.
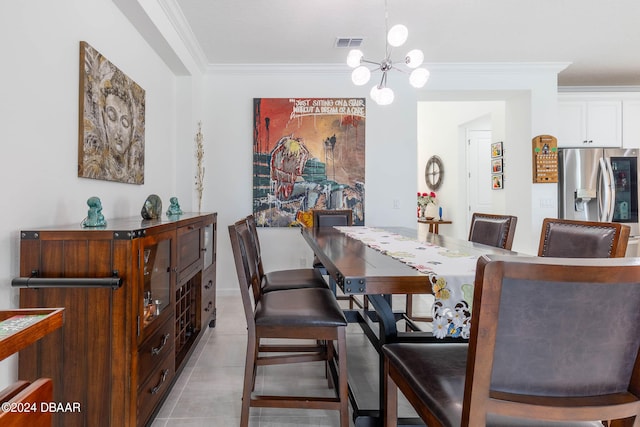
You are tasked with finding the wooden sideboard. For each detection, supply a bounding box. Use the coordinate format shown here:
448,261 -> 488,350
14,213 -> 217,427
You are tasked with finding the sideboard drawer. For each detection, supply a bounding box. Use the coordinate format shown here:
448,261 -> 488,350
137,348 -> 175,426
177,221 -> 203,280
138,316 -> 174,387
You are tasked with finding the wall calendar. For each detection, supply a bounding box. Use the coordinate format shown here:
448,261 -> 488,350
532,135 -> 558,183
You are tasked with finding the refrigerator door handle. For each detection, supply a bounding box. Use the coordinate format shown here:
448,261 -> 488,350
598,157 -> 615,222
606,157 -> 617,221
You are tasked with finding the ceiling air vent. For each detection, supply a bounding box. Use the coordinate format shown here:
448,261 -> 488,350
335,37 -> 363,48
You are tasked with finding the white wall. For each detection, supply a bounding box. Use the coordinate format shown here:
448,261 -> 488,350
416,64 -> 565,254
418,101 -> 506,240
0,0 -> 196,388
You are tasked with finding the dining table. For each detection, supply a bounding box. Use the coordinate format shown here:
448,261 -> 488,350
301,225 -> 519,427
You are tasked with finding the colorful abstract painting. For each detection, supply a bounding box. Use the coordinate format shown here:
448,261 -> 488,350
253,98 -> 365,227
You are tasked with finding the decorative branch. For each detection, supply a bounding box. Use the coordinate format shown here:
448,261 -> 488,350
194,121 -> 205,212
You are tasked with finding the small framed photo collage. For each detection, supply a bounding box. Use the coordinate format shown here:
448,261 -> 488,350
491,141 -> 504,190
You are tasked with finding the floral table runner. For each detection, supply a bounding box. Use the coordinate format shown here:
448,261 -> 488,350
335,226 -> 478,338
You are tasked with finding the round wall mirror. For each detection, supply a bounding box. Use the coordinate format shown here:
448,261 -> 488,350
425,155 -> 444,190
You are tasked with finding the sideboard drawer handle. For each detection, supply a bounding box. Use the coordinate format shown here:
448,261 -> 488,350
150,369 -> 169,395
151,333 -> 170,356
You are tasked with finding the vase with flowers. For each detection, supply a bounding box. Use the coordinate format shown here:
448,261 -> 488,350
417,192 -> 437,219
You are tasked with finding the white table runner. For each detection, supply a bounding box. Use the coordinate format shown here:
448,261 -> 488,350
335,226 -> 477,338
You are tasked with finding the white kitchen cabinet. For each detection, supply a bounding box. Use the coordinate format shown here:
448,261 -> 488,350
623,100 -> 640,148
557,98 -> 622,147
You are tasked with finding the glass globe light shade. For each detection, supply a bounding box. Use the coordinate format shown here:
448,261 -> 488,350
351,66 -> 371,86
405,49 -> 424,68
370,85 -> 394,105
347,49 -> 364,68
387,24 -> 408,47
377,87 -> 394,105
409,67 -> 430,88
369,85 -> 382,104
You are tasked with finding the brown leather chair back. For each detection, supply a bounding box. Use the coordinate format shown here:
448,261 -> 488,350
465,255 -> 640,423
468,212 -> 517,250
538,218 -> 630,258
245,214 -> 266,277
383,255 -> 640,426
312,209 -> 353,228
229,219 -> 262,304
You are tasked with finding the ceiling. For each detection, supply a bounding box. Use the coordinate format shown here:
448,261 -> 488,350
173,0 -> 640,87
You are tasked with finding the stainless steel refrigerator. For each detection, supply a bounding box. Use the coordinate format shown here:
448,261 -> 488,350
558,147 -> 640,255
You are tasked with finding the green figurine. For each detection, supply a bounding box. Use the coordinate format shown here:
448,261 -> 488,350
81,196 -> 107,228
166,197 -> 183,217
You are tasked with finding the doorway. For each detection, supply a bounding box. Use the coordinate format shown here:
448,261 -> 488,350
466,129 -> 493,229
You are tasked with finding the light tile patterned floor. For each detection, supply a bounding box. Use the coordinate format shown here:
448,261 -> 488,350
151,293 -> 429,426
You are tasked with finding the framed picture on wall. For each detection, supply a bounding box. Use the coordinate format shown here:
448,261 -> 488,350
252,98 -> 366,227
492,174 -> 504,190
491,158 -> 503,174
78,41 -> 146,184
491,141 -> 503,158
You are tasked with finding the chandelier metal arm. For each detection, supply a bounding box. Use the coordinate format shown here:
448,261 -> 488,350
360,58 -> 382,67
378,71 -> 388,89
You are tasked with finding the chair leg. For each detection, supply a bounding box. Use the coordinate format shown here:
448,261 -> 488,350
241,336 -> 258,427
337,328 -> 349,427
251,339 -> 260,391
326,340 -> 335,389
383,357 -> 398,427
405,294 -> 413,332
404,294 -> 433,331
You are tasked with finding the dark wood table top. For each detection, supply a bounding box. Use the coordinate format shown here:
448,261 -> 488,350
301,226 -> 517,296
302,226 -> 427,295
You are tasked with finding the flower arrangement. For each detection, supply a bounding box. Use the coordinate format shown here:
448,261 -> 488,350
417,192 -> 436,207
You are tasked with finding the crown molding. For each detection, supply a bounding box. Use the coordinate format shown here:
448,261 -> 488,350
206,63 -> 349,75
158,0 -> 209,72
426,62 -> 571,74
559,85 -> 640,92
206,62 -> 572,76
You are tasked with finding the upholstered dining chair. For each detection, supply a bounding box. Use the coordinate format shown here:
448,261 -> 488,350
383,254 -> 640,427
229,220 -> 349,427
538,217 -> 630,258
310,209 -> 364,309
468,212 -> 518,250
406,212 -> 518,326
312,209 -> 354,229
245,215 -> 328,293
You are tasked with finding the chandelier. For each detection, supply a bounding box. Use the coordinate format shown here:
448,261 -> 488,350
346,1 -> 429,106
